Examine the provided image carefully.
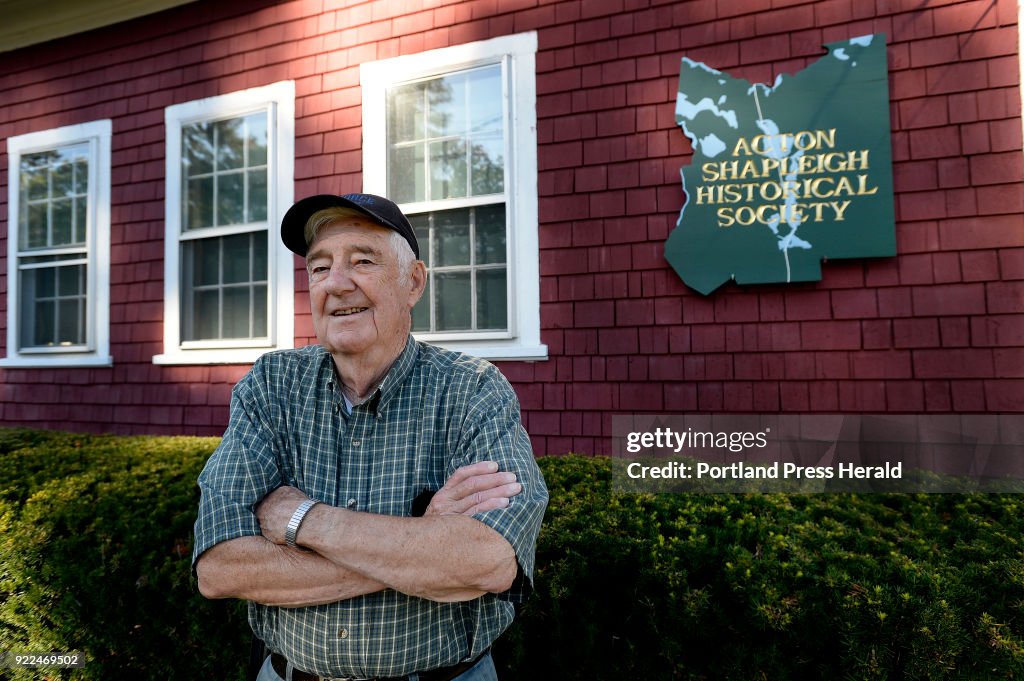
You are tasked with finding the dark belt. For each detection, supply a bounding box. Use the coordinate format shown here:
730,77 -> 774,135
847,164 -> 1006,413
270,650 -> 487,681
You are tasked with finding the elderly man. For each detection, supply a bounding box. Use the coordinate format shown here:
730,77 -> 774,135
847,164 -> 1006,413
192,193 -> 548,681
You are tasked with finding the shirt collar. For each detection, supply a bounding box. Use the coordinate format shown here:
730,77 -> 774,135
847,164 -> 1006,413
321,335 -> 419,415
375,334 -> 419,412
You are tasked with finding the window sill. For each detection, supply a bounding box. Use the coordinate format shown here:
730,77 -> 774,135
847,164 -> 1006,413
0,355 -> 113,369
419,340 -> 548,362
152,347 -> 285,365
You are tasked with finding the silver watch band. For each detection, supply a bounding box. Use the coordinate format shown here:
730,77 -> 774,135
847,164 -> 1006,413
284,499 -> 320,548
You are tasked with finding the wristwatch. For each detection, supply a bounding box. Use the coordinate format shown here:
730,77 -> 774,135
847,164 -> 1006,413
285,499 -> 321,548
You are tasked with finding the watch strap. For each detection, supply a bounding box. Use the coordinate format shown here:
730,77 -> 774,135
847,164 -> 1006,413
284,499 -> 320,548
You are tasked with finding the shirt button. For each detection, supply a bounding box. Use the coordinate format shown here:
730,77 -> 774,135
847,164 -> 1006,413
347,498 -> 357,509
338,628 -> 349,639
352,439 -> 361,447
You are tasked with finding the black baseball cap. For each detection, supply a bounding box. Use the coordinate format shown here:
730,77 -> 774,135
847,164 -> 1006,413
280,193 -> 420,259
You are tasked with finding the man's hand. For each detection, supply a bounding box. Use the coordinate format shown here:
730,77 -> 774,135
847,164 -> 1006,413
426,461 -> 522,516
256,485 -> 311,545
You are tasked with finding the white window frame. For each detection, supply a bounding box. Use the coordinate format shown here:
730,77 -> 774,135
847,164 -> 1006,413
361,32 -> 546,361
154,81 -> 295,365
2,120 -> 113,368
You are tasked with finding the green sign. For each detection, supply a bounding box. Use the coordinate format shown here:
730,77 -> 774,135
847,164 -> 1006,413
666,34 -> 896,295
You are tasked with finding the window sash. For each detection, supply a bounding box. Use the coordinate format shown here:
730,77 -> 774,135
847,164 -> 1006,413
18,260 -> 88,350
410,202 -> 510,335
386,63 -> 506,205
181,111 -> 269,233
180,231 -> 269,342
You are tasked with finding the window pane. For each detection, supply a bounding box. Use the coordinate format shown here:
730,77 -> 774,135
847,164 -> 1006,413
253,284 -> 268,337
193,289 -> 219,340
31,301 -> 56,347
427,73 -> 466,138
435,209 -> 470,267
253,234 -> 268,281
75,158 -> 89,195
215,118 -> 245,170
475,205 -> 506,264
249,169 -> 268,222
470,134 -> 504,196
429,139 -> 467,200
36,267 -> 56,298
22,158 -> 51,201
435,272 -> 471,331
26,204 -> 48,249
477,268 -> 507,330
183,122 -> 215,175
467,66 -> 503,135
223,233 -> 251,284
247,113 -> 268,167
189,238 -> 220,287
57,299 -> 83,344
387,84 -> 425,144
217,172 -> 245,225
52,199 -> 73,246
222,286 -> 251,338
75,198 -> 87,244
185,176 -> 214,230
58,264 -> 83,296
53,161 -> 73,197
389,144 -> 425,204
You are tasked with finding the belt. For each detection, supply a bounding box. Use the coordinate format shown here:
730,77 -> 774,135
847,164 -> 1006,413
270,650 -> 488,681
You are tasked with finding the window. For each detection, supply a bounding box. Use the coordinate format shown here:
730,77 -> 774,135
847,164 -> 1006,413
3,120 -> 112,367
155,81 -> 294,364
361,32 -> 546,361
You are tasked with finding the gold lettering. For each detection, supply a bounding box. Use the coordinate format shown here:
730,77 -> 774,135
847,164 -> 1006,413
831,200 -> 852,221
755,204 -> 778,224
717,207 -> 734,227
734,206 -> 757,226
810,177 -> 835,198
822,152 -> 847,173
760,181 -> 782,201
855,174 -> 878,195
732,137 -> 753,156
847,149 -> 870,171
805,202 -> 827,221
718,160 -> 739,180
834,176 -> 854,196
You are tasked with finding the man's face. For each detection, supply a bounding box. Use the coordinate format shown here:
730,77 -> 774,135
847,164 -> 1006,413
306,218 -> 425,361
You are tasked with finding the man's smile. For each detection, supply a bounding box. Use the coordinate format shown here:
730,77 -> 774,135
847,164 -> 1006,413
330,307 -> 369,317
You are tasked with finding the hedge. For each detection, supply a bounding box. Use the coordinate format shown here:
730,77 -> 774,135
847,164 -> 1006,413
0,428 -> 1022,679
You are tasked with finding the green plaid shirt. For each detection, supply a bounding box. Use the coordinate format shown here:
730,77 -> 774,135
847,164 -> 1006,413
193,336 -> 547,678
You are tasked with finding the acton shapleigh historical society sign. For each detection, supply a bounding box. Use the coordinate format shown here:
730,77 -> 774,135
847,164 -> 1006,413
666,34 -> 897,295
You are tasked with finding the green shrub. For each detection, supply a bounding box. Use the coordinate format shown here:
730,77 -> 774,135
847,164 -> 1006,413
0,429 -> 248,680
494,455 -> 1024,680
1,430 -> 1022,679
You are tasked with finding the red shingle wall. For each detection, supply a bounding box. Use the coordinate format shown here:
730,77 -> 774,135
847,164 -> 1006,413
0,0 -> 1020,446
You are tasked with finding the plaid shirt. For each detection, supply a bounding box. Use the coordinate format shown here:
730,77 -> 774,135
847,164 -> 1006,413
192,336 -> 548,678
